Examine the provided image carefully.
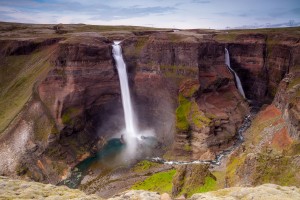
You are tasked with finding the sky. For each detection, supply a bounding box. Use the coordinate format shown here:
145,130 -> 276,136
0,0 -> 299,29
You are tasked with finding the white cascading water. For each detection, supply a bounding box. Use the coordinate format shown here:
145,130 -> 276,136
112,41 -> 138,156
225,48 -> 246,99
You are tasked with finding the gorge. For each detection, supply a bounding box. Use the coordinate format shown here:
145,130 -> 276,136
0,22 -> 299,199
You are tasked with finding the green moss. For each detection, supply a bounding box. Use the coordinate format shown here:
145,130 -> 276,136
176,94 -> 191,131
288,77 -> 300,89
184,176 -> 217,197
212,171 -> 226,189
61,107 -> 81,125
255,154 -> 298,186
184,144 -> 192,152
190,102 -> 211,129
226,155 -> 246,185
133,160 -> 159,173
131,169 -> 176,194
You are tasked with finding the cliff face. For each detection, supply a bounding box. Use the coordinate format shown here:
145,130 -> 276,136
224,38 -> 300,188
0,26 -> 299,189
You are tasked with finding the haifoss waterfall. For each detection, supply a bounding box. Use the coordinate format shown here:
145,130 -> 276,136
225,48 -> 246,99
112,41 -> 138,156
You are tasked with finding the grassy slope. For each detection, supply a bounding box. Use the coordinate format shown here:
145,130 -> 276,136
0,45 -> 56,133
214,26 -> 300,42
131,169 -> 176,194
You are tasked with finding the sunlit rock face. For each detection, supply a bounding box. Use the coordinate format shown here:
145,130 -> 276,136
122,36 -> 249,161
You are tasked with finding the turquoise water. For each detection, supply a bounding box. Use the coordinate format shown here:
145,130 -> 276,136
61,136 -> 160,188
61,138 -> 125,188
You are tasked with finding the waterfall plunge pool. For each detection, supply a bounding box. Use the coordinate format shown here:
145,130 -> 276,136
60,135 -> 160,188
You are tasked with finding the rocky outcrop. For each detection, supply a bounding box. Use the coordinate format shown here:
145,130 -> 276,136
172,164 -> 215,197
224,104 -> 300,187
0,176 -> 103,200
190,184 -> 300,200
1,176 -> 300,200
109,190 -> 161,200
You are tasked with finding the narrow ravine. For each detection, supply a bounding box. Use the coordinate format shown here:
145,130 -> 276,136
150,114 -> 252,166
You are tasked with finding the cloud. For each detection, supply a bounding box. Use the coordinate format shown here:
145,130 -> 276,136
268,7 -> 300,18
291,8 -> 300,15
0,1 -> 177,22
0,0 -> 299,29
191,0 -> 211,3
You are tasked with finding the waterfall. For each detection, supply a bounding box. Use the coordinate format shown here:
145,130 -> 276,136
225,48 -> 246,99
112,41 -> 138,155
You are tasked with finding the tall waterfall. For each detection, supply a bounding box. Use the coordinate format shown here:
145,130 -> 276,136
112,41 -> 138,155
225,48 -> 246,99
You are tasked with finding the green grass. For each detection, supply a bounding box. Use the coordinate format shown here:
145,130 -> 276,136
183,176 -> 217,197
0,46 -> 55,133
226,155 -> 246,186
214,26 -> 300,43
255,154 -> 298,186
132,160 -> 159,173
176,94 -> 191,131
131,169 -> 176,194
167,33 -> 184,42
73,24 -> 167,33
184,144 -> 192,152
214,33 -> 238,42
190,102 -> 211,129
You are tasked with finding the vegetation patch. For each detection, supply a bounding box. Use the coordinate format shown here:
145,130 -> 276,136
214,33 -> 238,42
255,153 -> 298,186
226,154 -> 246,186
131,169 -> 176,194
160,65 -> 198,79
0,47 -> 53,133
167,33 -> 184,42
61,107 -> 81,125
182,176 -> 217,197
176,94 -> 191,131
288,76 -> 300,90
133,160 -> 159,173
135,36 -> 149,54
184,144 -> 192,152
190,102 -> 211,129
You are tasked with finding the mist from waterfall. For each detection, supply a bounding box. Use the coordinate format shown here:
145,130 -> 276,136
112,41 -> 138,156
225,48 -> 246,99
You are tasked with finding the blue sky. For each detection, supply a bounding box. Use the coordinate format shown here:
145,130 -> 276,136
0,0 -> 299,29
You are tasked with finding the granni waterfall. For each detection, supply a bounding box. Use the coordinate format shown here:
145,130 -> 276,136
225,48 -> 246,99
112,41 -> 138,156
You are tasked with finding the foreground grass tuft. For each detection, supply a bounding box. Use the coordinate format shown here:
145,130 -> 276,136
131,169 -> 176,194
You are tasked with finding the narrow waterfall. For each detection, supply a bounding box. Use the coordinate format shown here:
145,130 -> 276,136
112,41 -> 138,155
225,48 -> 246,99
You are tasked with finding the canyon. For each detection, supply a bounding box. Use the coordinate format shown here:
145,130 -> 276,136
0,22 -> 299,199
